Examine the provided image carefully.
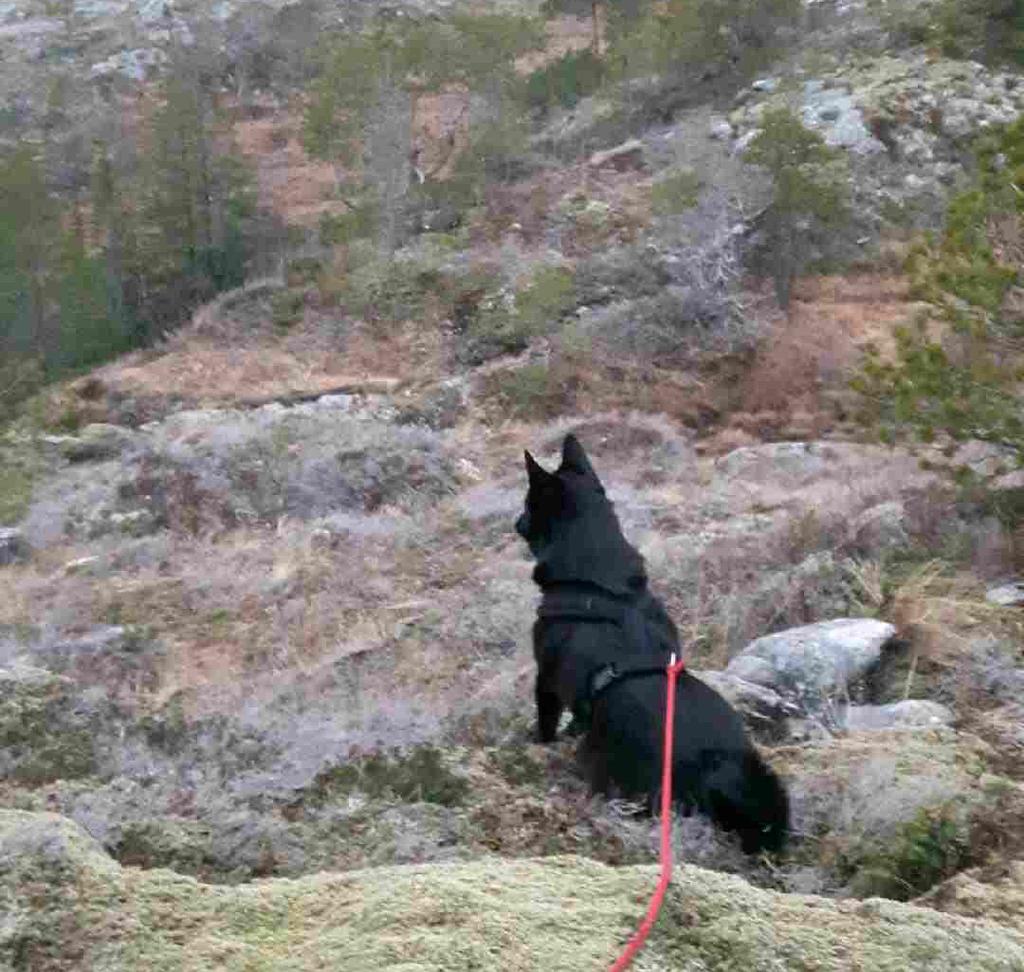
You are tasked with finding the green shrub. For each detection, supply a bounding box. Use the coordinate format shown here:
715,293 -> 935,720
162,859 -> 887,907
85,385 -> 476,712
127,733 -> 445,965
319,202 -> 379,246
610,0 -> 801,85
0,461 -> 34,526
462,266 -> 576,363
525,48 -> 605,111
883,0 -> 1024,65
487,746 -> 546,786
342,256 -> 438,326
284,257 -> 323,288
651,166 -> 702,216
854,120 -> 1024,475
0,356 -> 46,427
851,804 -> 968,899
481,362 -> 573,419
514,265 -> 577,330
270,289 -> 306,330
575,245 -> 669,305
311,745 -> 469,807
744,106 -> 850,308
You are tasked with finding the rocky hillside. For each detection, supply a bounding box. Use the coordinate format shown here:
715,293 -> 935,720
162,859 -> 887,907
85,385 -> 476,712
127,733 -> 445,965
3,0 -> 1024,967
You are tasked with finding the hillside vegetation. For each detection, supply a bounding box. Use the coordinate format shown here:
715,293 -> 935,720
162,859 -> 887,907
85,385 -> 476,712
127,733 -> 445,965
2,0 -> 1024,967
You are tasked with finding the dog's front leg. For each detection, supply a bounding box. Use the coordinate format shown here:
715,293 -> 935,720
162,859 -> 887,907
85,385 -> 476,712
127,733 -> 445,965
536,672 -> 563,743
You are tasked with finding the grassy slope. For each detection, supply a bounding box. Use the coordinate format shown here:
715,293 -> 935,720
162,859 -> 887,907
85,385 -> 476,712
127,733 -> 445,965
4,810 -> 1023,972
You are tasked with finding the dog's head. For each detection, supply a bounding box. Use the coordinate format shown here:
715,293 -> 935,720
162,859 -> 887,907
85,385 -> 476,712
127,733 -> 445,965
515,434 -> 606,556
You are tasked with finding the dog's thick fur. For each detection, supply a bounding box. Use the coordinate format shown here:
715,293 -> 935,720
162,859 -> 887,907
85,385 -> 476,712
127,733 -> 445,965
516,434 -> 789,854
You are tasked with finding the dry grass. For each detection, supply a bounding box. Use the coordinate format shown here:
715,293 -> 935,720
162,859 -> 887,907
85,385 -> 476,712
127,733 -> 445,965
733,273 -> 919,424
514,14 -> 598,75
856,557 -> 1022,683
231,97 -> 350,228
474,161 -> 652,250
82,313 -> 450,417
887,563 -> 995,664
474,347 -> 717,431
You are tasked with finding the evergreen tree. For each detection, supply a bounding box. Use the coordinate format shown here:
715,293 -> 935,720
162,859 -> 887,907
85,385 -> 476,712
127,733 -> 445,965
0,146 -> 59,362
743,107 -> 849,308
305,14 -> 541,253
854,119 -> 1024,476
55,205 -> 129,371
133,51 -> 257,338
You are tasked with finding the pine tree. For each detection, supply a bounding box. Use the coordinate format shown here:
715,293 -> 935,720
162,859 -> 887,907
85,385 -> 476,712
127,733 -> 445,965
305,14 -> 541,254
55,204 -> 128,371
0,147 -> 60,363
743,107 -> 849,308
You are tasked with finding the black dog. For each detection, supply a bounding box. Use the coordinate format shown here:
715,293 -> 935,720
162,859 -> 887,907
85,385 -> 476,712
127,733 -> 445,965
516,434 -> 789,854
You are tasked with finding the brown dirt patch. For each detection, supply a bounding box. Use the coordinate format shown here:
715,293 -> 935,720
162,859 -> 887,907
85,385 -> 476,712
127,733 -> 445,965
739,273 -> 914,414
702,273 -> 928,453
83,302 -> 448,415
515,15 -> 598,75
474,161 -> 652,249
412,86 -> 472,182
231,98 -> 347,227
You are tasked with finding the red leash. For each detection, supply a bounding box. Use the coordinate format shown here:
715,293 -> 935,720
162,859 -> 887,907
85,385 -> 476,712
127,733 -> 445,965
609,653 -> 687,972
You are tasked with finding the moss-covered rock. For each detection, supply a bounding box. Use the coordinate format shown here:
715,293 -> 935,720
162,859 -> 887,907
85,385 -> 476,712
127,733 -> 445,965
2,810 -> 1023,971
0,667 -> 97,785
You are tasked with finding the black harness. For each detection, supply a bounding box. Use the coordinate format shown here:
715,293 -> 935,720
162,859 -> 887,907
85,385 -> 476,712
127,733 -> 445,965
587,660 -> 671,700
537,583 -> 676,701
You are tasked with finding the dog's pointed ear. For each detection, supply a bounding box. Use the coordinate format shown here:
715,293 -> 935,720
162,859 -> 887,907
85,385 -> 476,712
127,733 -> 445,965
560,434 -> 599,481
525,450 -> 553,488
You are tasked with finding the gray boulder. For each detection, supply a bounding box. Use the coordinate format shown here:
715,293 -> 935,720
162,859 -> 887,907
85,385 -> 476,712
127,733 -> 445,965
588,139 -> 645,172
799,80 -> 885,156
58,423 -> 134,462
0,527 -> 26,566
849,501 -> 908,553
986,583 -> 1024,607
708,118 -> 733,141
843,699 -> 954,731
692,670 -> 798,740
714,441 -> 834,483
726,618 -> 896,711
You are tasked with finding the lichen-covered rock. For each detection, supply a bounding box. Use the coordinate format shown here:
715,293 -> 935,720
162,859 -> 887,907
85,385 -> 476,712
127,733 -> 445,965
57,423 -> 134,462
844,699 -> 954,731
726,618 -> 896,711
0,666 -> 98,784
729,53 -> 1024,239
1,810 -> 1023,971
714,440 -> 837,482
849,500 -> 909,553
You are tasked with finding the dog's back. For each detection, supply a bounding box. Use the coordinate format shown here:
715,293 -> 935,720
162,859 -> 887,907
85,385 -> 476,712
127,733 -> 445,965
533,584 -> 674,736
587,669 -> 790,853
